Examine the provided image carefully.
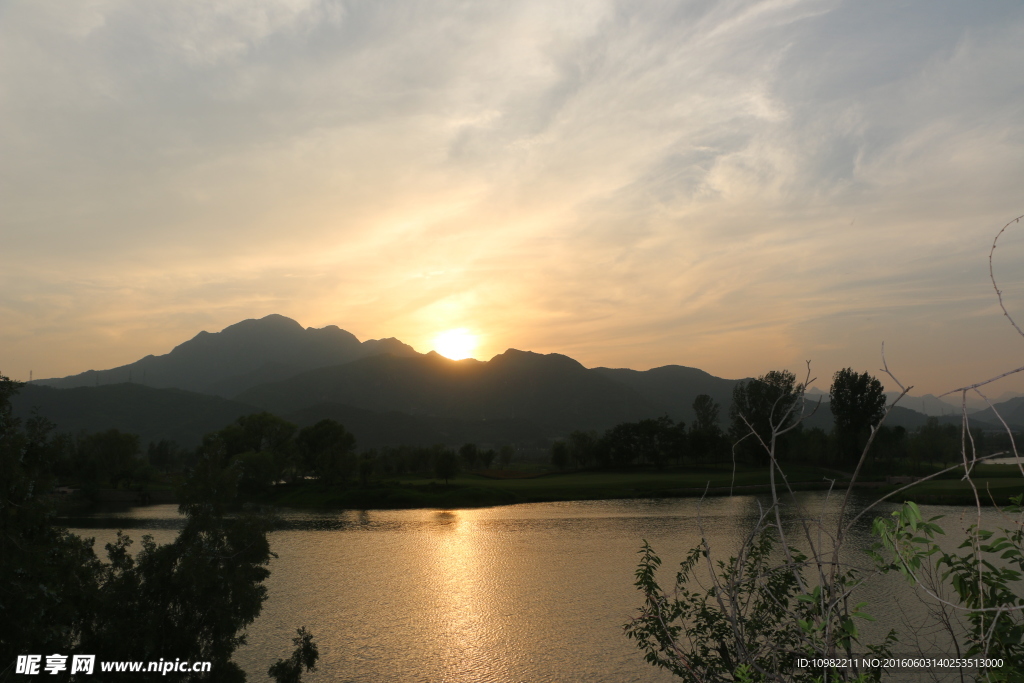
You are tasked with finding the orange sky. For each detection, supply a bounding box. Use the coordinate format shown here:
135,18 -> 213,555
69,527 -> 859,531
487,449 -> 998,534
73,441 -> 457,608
2,1 -> 1024,397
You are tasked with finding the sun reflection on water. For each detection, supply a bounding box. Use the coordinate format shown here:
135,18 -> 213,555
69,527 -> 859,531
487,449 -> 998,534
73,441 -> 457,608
421,509 -> 515,683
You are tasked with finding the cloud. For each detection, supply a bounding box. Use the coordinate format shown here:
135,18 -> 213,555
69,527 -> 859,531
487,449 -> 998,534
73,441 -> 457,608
2,0 -> 1023,393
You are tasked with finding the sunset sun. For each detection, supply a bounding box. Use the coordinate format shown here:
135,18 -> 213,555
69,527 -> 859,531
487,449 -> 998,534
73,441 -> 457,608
432,328 -> 478,360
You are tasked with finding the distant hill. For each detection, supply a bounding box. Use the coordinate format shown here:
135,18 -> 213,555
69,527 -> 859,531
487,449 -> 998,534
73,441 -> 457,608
883,391 -> 964,417
801,395 -> 1008,433
884,390 -> 1024,415
237,349 -> 659,435
592,365 -> 741,425
34,314 -> 418,397
15,375 -> 1013,452
9,383 -> 556,450
969,396 -> 1024,431
9,384 -> 259,447
31,313 -> 1019,449
283,402 -> 552,449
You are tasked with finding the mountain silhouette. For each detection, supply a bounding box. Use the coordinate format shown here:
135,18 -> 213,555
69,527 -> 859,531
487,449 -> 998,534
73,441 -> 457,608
8,384 -> 554,450
592,365 -> 740,425
969,396 -> 1024,431
236,348 -> 659,434
35,314 -> 418,396
24,313 -> 1013,449
11,384 -> 259,447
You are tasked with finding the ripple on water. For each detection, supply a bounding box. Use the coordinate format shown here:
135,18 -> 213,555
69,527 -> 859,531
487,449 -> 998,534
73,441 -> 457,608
63,494 -> 1007,682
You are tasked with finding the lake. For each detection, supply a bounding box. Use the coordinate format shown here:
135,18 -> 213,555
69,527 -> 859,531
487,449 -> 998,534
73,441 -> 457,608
62,492 -> 1013,682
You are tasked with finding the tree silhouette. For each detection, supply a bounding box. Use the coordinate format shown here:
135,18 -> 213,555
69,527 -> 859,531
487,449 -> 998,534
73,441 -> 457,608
0,373 -> 316,681
829,368 -> 886,464
434,448 -> 460,484
268,627 -> 319,683
296,419 -> 356,484
551,441 -> 570,469
689,394 -> 724,463
691,394 -> 720,432
729,370 -> 802,465
458,442 -> 479,470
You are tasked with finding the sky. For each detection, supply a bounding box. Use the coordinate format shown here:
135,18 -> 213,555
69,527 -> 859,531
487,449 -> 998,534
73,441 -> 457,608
2,0 -> 1024,397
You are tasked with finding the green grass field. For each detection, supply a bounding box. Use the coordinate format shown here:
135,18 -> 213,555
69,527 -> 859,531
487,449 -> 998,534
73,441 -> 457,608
265,465 -> 849,510
884,477 -> 1024,506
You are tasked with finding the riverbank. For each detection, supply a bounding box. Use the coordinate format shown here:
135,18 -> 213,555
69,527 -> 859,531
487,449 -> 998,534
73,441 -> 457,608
885,476 -> 1024,506
261,466 -> 855,510
262,464 -> 1024,509
56,464 -> 1024,512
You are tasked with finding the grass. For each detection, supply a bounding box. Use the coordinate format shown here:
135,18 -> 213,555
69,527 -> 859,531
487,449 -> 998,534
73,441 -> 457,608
869,462 -> 1024,505
63,461 -> 1024,511
263,465 -> 847,510
884,477 -> 1024,506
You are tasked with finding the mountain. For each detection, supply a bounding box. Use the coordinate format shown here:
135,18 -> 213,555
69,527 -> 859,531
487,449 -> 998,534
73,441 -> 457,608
968,396 -> 1024,431
27,317 -> 671,446
236,349 -> 658,435
592,365 -> 741,425
587,370 -> 954,432
18,369 -> 1005,451
9,384 -> 259,447
33,313 -> 1011,449
8,383 -> 555,450
284,402 -> 551,449
35,314 -> 419,397
883,391 -> 964,417
799,403 -> 964,432
883,389 -> 1024,415
801,394 -> 1005,432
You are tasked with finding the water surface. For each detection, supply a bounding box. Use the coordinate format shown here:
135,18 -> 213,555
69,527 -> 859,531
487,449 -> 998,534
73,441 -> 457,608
63,493 -> 1016,682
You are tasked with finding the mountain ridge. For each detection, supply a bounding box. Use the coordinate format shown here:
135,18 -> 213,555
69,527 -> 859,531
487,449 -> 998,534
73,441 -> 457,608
34,314 -> 419,396
18,314 -> 1024,448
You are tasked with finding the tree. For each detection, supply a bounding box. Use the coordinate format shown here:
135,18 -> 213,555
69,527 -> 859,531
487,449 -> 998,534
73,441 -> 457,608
234,449 -> 279,497
82,508 -> 275,681
602,422 -> 641,467
907,417 -> 959,469
357,453 -> 375,486
689,395 -> 724,463
873,500 -> 1024,679
498,445 -> 515,469
0,374 -> 100,668
459,443 -> 479,470
296,419 -> 357,484
434,448 -> 460,484
0,374 -> 316,681
829,368 -> 886,464
628,360 -> 1019,682
627,528 -> 888,682
268,627 -> 319,683
74,429 -> 141,488
550,441 -> 570,469
729,370 -> 802,465
629,363 -> 899,683
147,438 -> 185,472
640,416 -> 686,468
221,412 -> 297,456
567,430 -> 598,468
479,448 -> 496,469
219,412 -> 298,484
691,394 -> 720,432
599,417 -> 684,468
629,217 -> 1024,682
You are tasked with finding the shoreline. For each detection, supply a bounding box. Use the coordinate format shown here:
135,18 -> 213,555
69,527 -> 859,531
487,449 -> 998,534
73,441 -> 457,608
55,466 -> 1024,513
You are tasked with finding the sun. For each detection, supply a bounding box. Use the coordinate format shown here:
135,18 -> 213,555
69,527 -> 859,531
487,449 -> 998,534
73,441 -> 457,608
432,328 -> 478,360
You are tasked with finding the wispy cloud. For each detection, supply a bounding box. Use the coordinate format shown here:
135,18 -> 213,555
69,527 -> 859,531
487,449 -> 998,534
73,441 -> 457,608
2,0 -> 1023,393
